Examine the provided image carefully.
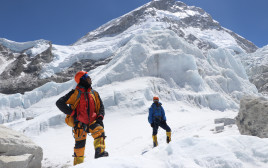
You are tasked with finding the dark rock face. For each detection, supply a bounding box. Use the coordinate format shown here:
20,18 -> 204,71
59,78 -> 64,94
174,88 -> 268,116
0,42 -> 53,79
1,54 -> 27,79
54,57 -> 112,80
0,35 -> 113,94
0,56 -> 111,94
227,30 -> 258,53
236,96 -> 268,138
0,43 -> 54,94
0,44 -> 14,60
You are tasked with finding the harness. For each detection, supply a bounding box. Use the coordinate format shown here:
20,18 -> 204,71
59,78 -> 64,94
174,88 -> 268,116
72,121 -> 104,140
72,122 -> 88,140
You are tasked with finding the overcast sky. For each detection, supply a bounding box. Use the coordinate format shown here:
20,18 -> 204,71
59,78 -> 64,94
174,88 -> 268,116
0,0 -> 267,47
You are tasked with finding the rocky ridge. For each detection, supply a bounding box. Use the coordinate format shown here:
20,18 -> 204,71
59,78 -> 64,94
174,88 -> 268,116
0,40 -> 111,94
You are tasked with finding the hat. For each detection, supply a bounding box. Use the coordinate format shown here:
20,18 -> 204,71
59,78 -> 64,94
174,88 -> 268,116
153,96 -> 159,102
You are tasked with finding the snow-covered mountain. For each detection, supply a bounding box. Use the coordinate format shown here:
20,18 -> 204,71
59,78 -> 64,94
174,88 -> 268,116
0,0 -> 258,95
75,0 -> 257,54
1,0 -> 268,168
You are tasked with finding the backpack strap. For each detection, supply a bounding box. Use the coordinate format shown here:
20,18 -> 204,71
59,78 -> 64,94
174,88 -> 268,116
90,90 -> 97,104
91,89 -> 101,114
77,89 -> 82,100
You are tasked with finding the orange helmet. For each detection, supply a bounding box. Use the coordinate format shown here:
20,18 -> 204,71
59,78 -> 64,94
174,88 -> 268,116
153,96 -> 159,102
74,71 -> 87,84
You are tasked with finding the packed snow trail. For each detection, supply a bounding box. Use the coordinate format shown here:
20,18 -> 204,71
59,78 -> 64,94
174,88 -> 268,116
24,101 -> 268,168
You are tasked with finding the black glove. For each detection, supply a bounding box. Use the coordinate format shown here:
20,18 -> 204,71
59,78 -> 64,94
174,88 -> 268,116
150,123 -> 154,127
96,115 -> 104,128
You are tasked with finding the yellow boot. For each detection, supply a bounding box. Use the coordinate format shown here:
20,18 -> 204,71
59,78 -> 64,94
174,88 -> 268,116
166,132 -> 171,143
152,135 -> 158,147
94,136 -> 108,158
73,156 -> 84,165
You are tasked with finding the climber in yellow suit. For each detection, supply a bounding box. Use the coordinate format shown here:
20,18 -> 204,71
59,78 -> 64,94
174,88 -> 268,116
56,71 -> 108,165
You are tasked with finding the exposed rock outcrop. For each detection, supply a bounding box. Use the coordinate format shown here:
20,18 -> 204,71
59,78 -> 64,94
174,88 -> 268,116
0,38 -> 112,94
0,56 -> 111,94
0,125 -> 43,168
0,44 -> 14,59
236,96 -> 268,138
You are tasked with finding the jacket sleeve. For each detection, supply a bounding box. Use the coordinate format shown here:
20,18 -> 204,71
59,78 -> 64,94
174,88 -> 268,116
56,90 -> 75,115
161,106 -> 167,121
97,92 -> 105,118
148,107 -> 153,124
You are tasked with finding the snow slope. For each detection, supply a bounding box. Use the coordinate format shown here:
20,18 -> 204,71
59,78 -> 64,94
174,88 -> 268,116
4,90 -> 268,168
74,136 -> 268,168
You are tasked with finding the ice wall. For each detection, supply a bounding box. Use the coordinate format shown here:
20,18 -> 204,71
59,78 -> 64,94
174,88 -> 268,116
92,28 -> 257,110
0,28 -> 258,124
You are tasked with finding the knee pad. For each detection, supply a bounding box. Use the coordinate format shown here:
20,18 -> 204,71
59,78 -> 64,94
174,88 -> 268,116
89,122 -> 105,139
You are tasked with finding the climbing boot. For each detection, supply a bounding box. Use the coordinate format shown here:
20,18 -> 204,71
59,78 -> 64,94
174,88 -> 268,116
152,135 -> 158,147
95,147 -> 109,159
166,132 -> 171,143
73,156 -> 84,165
